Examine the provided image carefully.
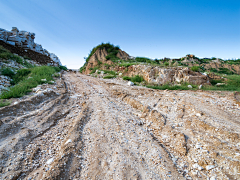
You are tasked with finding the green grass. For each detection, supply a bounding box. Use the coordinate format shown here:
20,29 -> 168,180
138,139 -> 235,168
0,99 -> 11,107
146,83 -> 197,90
203,75 -> 240,92
191,66 -> 199,72
102,70 -> 116,75
103,75 -> 116,79
122,75 -> 144,83
119,62 -> 139,67
0,67 -> 15,79
0,66 -> 57,99
59,65 -> 68,71
123,76 -> 132,81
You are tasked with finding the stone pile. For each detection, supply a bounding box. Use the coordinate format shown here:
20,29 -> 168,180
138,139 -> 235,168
0,27 -> 61,65
0,75 -> 11,94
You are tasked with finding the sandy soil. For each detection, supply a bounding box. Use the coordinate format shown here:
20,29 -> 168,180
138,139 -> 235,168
0,72 -> 239,180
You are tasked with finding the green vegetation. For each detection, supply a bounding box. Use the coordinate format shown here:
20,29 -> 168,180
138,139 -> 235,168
103,75 -> 116,79
0,66 -> 58,99
102,70 -> 116,75
203,75 -> 240,91
147,83 -> 197,90
11,69 -> 31,85
59,65 -> 68,71
1,67 -> 15,79
0,99 -> 11,107
0,46 -> 33,68
122,76 -> 132,81
191,66 -> 199,72
80,43 -> 120,73
123,75 -> 144,83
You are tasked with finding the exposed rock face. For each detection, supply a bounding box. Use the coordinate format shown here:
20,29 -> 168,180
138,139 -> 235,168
126,65 -> 210,85
85,48 -> 113,74
116,49 -> 130,60
205,62 -> 240,74
0,27 -> 61,65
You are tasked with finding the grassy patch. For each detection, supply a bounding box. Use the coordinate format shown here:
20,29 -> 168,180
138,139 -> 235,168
59,65 -> 67,71
0,67 -> 15,79
123,76 -> 132,81
103,75 -> 116,79
0,99 -> 11,107
102,70 -> 116,75
0,66 -> 57,99
146,83 -> 196,90
203,75 -> 240,91
122,75 -> 144,83
191,66 -> 199,72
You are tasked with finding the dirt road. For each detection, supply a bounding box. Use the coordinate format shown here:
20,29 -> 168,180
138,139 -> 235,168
0,72 -> 240,180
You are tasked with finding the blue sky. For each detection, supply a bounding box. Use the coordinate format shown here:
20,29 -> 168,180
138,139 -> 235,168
0,0 -> 239,68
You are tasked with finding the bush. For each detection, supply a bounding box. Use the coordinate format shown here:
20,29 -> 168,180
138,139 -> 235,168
131,75 -> 144,83
191,66 -> 199,72
122,76 -> 132,81
164,62 -> 169,67
59,65 -> 67,71
1,68 -> 15,79
11,68 -> 31,84
103,75 -> 116,79
102,70 -> 116,75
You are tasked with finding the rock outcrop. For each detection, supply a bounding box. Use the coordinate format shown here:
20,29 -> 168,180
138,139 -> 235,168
126,65 -> 210,85
0,27 -> 61,65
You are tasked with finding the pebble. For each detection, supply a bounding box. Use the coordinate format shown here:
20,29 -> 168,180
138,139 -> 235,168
206,165 -> 215,170
46,158 -> 54,165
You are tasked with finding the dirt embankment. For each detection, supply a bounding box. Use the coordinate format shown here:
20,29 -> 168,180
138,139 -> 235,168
0,72 -> 239,180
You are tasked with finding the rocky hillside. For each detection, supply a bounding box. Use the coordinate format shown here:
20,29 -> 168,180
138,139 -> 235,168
80,43 -> 212,86
0,27 -> 61,66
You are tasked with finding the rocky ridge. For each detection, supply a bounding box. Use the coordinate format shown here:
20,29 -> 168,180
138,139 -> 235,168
0,27 -> 61,66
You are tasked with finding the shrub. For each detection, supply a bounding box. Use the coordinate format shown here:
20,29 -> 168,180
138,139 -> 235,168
1,68 -> 15,79
164,62 -> 169,67
53,66 -> 61,72
131,75 -> 144,83
103,70 -> 116,75
191,66 -> 199,72
11,68 -> 31,84
103,75 -> 116,79
123,76 -> 132,81
59,65 -> 67,71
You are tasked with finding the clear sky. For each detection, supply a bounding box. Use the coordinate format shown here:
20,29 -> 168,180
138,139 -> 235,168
0,0 -> 239,68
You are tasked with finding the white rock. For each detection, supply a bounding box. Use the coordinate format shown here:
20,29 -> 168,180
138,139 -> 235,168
119,73 -> 122,76
196,113 -> 202,117
46,158 -> 54,165
199,85 -> 202,89
128,81 -> 134,86
206,165 -> 215,170
65,139 -> 72,144
210,176 -> 216,180
13,102 -> 18,105
188,85 -> 192,88
216,83 -> 225,86
41,79 -> 47,82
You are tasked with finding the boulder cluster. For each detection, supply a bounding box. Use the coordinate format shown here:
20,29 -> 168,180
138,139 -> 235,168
0,27 -> 61,65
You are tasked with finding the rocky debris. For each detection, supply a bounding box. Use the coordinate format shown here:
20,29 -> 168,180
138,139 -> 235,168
0,27 -> 61,65
0,75 -> 11,94
126,65 -> 210,85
